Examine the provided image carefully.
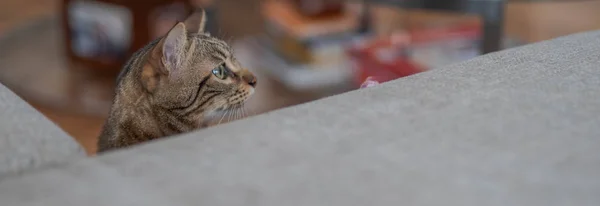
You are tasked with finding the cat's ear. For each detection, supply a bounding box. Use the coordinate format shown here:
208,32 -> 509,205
161,22 -> 187,73
183,9 -> 207,34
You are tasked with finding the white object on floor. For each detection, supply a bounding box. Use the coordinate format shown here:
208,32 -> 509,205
232,36 -> 354,91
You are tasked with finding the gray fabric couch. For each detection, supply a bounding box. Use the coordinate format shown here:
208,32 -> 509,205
1,30 -> 599,206
0,84 -> 84,180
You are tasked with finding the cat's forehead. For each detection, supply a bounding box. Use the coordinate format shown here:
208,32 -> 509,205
190,34 -> 233,57
187,34 -> 243,71
193,34 -> 229,48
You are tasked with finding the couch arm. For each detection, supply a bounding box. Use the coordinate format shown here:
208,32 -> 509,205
0,83 -> 84,179
1,30 -> 600,205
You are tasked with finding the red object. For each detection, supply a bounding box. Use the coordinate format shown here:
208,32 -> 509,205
348,34 -> 425,86
353,54 -> 424,86
360,77 -> 380,88
291,0 -> 344,17
409,23 -> 481,44
348,22 -> 481,87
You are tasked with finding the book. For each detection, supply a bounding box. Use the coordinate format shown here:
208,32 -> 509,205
348,21 -> 482,85
262,1 -> 360,66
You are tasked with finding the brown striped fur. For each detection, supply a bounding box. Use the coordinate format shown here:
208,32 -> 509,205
97,9 -> 256,153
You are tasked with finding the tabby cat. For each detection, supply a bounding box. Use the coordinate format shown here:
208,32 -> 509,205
97,9 -> 257,153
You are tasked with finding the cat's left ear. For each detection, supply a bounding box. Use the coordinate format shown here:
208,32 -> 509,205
161,22 -> 188,74
143,22 -> 187,92
183,9 -> 207,34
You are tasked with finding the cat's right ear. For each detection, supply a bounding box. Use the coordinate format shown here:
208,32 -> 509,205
161,22 -> 188,74
144,22 -> 187,92
184,9 -> 207,34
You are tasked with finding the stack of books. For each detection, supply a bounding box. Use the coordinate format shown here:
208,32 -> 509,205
253,1 -> 491,89
261,1 -> 362,67
348,21 -> 483,86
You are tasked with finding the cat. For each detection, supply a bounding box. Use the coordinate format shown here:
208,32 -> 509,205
97,9 -> 257,153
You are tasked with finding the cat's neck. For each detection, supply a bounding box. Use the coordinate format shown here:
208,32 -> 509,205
97,85 -> 163,152
114,89 -> 162,130
110,87 -> 201,140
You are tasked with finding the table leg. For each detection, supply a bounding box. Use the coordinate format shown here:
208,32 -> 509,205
475,0 -> 506,54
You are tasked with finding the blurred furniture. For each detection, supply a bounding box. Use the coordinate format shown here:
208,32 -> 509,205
292,0 -> 344,16
254,1 -> 487,90
504,0 -> 600,43
257,0 -> 595,91
61,0 -> 194,73
370,0 -> 598,54
2,29 -> 600,205
369,0 -> 507,54
0,18 -> 116,117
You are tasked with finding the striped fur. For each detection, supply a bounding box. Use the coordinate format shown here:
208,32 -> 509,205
97,10 -> 257,153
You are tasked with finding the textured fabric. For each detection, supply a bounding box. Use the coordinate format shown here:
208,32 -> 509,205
2,30 -> 600,205
0,83 -> 85,179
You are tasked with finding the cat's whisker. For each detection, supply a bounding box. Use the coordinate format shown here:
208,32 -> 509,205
231,109 -> 236,121
233,108 -> 238,121
233,108 -> 238,120
227,36 -> 234,45
227,108 -> 234,122
233,108 -> 237,121
225,109 -> 230,122
218,109 -> 229,125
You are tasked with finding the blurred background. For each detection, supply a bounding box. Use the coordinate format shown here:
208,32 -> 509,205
0,0 -> 599,154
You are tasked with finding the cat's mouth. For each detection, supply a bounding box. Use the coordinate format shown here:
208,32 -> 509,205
206,102 -> 249,126
212,101 -> 242,113
210,90 -> 253,118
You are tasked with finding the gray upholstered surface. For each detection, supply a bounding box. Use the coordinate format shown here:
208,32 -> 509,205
1,30 -> 600,205
0,83 -> 84,179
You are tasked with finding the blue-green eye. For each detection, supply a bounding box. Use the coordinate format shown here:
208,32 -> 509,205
212,64 -> 227,79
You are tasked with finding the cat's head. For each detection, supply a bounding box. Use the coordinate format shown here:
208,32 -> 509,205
141,9 -> 256,119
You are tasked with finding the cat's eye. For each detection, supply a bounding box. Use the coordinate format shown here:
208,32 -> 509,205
212,64 -> 227,80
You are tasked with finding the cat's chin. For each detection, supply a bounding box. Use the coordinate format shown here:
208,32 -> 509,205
201,103 -> 247,126
215,105 -> 242,115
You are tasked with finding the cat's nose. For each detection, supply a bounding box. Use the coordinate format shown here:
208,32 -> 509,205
243,73 -> 257,88
248,79 -> 257,87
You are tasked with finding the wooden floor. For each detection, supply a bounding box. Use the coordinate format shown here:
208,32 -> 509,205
32,105 -> 105,155
0,0 -> 105,154
1,0 -> 600,155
